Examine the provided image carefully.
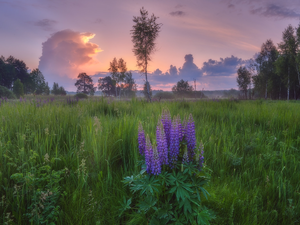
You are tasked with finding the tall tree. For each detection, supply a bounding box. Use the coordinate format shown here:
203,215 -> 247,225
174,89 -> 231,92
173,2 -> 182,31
237,66 -> 251,99
98,76 -> 116,96
131,7 -> 162,102
0,56 -> 15,89
5,56 -> 31,93
51,82 -> 59,95
108,58 -> 127,97
172,79 -> 194,96
277,25 -> 298,100
254,39 -> 279,99
29,69 -> 47,94
75,73 -> 95,95
122,71 -> 137,97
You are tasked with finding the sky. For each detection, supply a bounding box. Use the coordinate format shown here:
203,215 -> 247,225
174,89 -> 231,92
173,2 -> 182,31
1,0 -> 300,91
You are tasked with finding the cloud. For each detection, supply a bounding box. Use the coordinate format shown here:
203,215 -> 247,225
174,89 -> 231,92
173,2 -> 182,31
201,55 -> 244,76
250,4 -> 300,19
39,29 -> 102,90
34,19 -> 57,31
175,4 -> 184,9
94,18 -> 102,24
170,11 -> 186,16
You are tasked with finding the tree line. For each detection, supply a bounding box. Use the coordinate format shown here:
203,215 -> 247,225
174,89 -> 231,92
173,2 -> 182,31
237,24 -> 300,100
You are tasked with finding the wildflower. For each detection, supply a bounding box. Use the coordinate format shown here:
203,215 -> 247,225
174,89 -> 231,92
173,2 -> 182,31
161,109 -> 172,148
186,114 -> 196,160
169,117 -> 180,168
177,115 -> 183,142
145,135 -> 153,174
138,123 -> 146,156
156,121 -> 168,165
151,146 -> 161,175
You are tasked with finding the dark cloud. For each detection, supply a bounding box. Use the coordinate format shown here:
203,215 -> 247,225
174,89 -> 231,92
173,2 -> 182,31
250,4 -> 300,19
178,54 -> 202,78
170,11 -> 186,16
34,19 -> 57,31
228,4 -> 235,9
201,55 -> 244,76
39,29 -> 101,90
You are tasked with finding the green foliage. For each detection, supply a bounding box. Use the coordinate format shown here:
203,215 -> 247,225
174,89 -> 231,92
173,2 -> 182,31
0,85 -> 16,99
74,93 -> 88,99
9,151 -> 65,224
122,163 -> 215,224
0,98 -> 300,224
13,79 -> 24,98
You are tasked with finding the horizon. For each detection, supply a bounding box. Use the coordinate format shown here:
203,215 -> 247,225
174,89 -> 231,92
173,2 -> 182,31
1,0 -> 300,91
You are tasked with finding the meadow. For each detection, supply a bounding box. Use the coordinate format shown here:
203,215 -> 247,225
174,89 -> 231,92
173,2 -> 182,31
0,96 -> 299,224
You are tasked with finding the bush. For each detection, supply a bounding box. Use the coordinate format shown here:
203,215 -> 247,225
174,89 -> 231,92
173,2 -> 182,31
154,92 -> 175,99
74,93 -> 88,99
13,79 -> 24,98
0,85 -> 16,99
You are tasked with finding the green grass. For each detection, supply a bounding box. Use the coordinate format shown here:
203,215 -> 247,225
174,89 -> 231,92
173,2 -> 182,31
0,96 -> 299,224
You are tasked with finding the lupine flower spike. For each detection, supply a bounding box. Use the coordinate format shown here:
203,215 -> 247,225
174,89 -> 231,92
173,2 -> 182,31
145,135 -> 153,174
169,116 -> 180,168
156,121 -> 168,166
138,123 -> 146,156
151,146 -> 161,175
186,114 -> 196,161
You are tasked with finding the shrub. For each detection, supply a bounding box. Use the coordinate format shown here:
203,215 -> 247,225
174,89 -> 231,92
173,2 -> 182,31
154,92 -> 175,99
0,85 -> 16,99
74,93 -> 88,99
13,79 -> 24,98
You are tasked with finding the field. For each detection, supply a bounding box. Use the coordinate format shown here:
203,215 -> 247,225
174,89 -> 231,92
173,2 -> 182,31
0,96 -> 299,224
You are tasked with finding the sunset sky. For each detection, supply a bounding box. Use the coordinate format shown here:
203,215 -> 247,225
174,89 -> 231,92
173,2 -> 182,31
1,0 -> 300,91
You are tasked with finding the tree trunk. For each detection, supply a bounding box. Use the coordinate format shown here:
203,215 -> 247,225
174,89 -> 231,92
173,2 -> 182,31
145,58 -> 151,102
265,82 -> 267,99
288,66 -> 290,100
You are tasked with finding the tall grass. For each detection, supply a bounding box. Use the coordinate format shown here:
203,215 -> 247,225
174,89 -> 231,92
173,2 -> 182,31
0,97 -> 299,224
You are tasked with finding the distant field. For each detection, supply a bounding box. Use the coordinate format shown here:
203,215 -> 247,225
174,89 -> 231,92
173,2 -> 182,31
0,96 -> 299,224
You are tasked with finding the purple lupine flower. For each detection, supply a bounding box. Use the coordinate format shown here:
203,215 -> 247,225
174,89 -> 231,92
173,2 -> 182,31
151,146 -> 161,175
177,115 -> 183,142
156,121 -> 168,166
145,136 -> 153,174
182,149 -> 189,164
169,117 -> 180,168
186,114 -> 196,161
161,109 -> 172,148
138,123 -> 146,156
